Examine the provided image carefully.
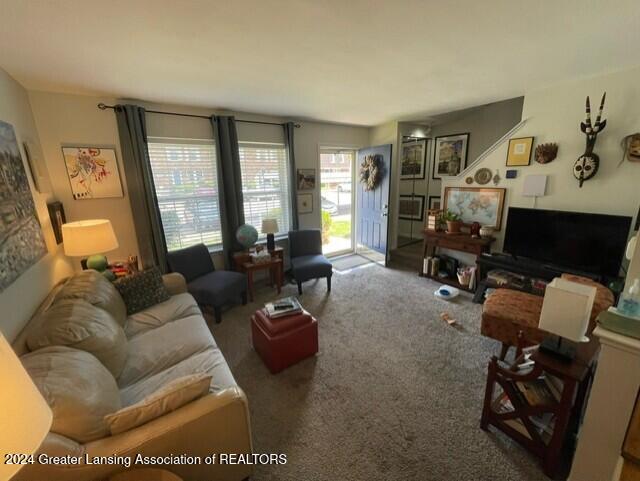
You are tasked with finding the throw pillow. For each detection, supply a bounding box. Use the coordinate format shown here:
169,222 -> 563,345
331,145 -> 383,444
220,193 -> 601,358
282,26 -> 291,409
104,373 -> 212,435
114,267 -> 170,315
21,346 -> 121,443
27,298 -> 128,377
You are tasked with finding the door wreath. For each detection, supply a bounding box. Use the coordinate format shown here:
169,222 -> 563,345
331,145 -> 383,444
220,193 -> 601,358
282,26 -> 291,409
359,154 -> 381,191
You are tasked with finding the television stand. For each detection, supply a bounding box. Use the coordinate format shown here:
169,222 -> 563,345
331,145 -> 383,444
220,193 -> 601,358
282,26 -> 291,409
473,253 -> 599,303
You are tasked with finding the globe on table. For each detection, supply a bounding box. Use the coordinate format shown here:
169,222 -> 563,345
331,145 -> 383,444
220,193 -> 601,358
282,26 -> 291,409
236,224 -> 258,249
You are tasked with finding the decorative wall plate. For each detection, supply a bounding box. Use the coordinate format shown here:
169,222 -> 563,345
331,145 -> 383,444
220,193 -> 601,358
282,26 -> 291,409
465,176 -> 473,184
474,168 -> 492,185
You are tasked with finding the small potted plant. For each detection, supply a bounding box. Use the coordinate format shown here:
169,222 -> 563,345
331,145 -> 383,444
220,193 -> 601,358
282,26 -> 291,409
442,210 -> 463,234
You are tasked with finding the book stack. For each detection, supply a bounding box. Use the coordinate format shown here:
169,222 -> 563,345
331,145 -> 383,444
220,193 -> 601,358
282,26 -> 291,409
108,262 -> 129,279
265,296 -> 303,319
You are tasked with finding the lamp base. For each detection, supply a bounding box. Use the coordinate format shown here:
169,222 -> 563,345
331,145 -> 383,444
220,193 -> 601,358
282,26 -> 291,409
539,335 -> 576,362
82,255 -> 109,271
266,233 -> 275,252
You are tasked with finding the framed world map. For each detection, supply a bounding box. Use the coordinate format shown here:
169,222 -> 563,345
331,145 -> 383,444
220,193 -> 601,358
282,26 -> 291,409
443,187 -> 506,230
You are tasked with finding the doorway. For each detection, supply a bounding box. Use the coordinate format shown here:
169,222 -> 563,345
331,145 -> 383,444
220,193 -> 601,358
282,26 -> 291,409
319,147 -> 355,256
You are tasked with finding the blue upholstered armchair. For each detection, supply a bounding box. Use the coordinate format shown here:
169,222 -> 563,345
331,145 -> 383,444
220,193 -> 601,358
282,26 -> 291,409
288,229 -> 333,295
167,244 -> 247,323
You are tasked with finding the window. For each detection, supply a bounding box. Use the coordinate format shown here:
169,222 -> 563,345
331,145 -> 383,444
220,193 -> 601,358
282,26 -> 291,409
147,138 -> 222,251
238,142 -> 291,237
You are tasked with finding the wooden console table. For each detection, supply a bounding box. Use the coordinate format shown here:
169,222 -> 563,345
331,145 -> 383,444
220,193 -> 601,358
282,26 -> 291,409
420,230 -> 494,292
233,247 -> 284,302
481,337 -> 600,478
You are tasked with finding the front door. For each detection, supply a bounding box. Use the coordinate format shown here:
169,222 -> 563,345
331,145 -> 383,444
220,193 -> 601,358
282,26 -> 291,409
356,144 -> 392,264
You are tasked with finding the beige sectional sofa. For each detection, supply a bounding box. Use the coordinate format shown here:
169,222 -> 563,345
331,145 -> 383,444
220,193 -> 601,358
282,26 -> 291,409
12,270 -> 253,481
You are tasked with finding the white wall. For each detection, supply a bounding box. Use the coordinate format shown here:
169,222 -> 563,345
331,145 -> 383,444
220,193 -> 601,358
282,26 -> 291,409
0,69 -> 74,341
27,91 -> 370,267
441,66 -> 640,269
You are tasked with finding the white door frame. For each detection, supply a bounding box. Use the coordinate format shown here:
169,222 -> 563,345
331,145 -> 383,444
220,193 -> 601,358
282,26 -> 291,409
318,144 -> 358,257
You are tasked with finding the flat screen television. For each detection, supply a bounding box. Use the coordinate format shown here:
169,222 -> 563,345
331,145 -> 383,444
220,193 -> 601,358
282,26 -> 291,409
503,207 -> 632,278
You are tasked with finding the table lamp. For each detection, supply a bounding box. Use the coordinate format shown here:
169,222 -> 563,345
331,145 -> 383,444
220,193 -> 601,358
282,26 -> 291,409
538,277 -> 597,361
261,218 -> 279,251
0,332 -> 52,480
62,219 -> 119,274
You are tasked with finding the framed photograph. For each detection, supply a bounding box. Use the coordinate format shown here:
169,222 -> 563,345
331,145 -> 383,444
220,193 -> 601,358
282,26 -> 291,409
400,139 -> 426,180
297,193 -> 313,214
399,195 -> 425,221
62,146 -> 123,200
443,186 -> 506,230
432,133 -> 469,179
428,195 -> 441,210
297,168 -> 316,191
506,137 -> 534,166
47,201 -> 66,244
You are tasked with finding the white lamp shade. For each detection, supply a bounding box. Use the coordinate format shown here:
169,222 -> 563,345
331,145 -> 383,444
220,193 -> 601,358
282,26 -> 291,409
0,333 -> 52,480
538,278 -> 597,342
62,219 -> 119,257
261,218 -> 279,234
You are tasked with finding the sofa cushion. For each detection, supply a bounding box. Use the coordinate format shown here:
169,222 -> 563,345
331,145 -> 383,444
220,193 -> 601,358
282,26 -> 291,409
55,270 -> 127,326
291,254 -> 333,281
21,346 -> 121,443
118,315 -> 215,387
105,373 -> 211,435
188,270 -> 246,307
120,347 -> 236,406
113,267 -> 170,315
26,299 -> 127,377
124,292 -> 202,338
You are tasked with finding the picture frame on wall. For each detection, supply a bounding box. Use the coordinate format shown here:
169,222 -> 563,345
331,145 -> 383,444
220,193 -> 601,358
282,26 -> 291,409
297,193 -> 313,214
399,195 -> 425,221
400,139 -> 427,180
432,133 -> 469,180
62,146 -> 124,200
428,195 -> 441,210
47,201 -> 66,245
443,186 -> 506,230
506,137 -> 534,166
297,168 -> 316,191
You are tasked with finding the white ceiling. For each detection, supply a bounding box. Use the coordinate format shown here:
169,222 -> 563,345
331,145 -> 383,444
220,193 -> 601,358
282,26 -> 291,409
1,0 -> 639,126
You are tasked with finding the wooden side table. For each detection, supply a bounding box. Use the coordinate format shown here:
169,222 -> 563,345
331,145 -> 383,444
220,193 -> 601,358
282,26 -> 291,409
420,230 -> 494,292
233,248 -> 284,302
480,337 -> 600,478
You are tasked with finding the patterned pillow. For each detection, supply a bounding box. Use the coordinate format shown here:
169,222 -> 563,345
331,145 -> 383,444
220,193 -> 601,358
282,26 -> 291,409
114,267 -> 170,315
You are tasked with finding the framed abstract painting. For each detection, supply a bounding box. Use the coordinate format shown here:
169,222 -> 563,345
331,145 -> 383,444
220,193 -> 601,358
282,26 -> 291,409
62,146 -> 123,200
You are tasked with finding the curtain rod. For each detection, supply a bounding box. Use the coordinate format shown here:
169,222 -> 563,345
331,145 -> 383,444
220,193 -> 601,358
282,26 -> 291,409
97,103 -> 300,128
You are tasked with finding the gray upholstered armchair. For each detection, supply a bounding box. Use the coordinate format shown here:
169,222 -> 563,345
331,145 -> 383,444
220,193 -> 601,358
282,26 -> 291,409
167,244 -> 247,323
288,229 -> 333,295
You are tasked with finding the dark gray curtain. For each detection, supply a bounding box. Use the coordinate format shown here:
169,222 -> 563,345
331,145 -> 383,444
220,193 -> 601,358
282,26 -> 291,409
284,122 -> 299,230
115,104 -> 168,272
211,115 -> 244,269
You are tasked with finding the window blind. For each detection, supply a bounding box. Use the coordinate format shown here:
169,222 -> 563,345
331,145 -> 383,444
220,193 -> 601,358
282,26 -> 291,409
238,142 -> 291,237
147,138 -> 222,251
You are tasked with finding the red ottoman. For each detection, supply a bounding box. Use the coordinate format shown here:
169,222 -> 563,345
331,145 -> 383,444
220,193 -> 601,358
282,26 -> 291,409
251,308 -> 318,374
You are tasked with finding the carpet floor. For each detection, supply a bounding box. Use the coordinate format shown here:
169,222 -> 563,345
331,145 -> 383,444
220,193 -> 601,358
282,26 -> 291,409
210,263 -> 547,481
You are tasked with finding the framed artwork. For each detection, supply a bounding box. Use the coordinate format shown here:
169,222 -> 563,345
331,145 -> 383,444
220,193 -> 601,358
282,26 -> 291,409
428,195 -> 441,210
62,146 -> 123,200
297,168 -> 316,191
297,193 -> 313,214
399,195 -> 425,221
506,137 -> 534,166
443,186 -> 506,230
400,139 -> 426,180
47,201 -> 66,245
432,133 -> 469,179
0,120 -> 47,293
